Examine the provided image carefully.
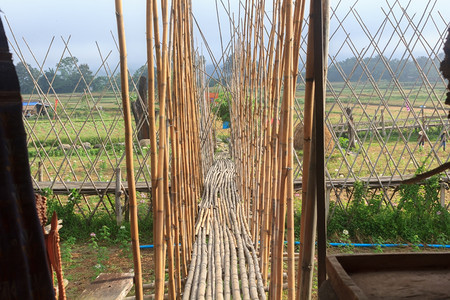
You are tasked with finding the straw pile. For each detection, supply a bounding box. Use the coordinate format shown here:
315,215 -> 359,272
293,122 -> 334,154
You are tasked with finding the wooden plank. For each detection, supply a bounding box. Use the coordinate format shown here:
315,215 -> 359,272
79,273 -> 134,300
33,181 -> 153,195
32,173 -> 450,196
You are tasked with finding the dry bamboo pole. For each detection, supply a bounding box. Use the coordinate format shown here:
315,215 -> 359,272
145,0 -> 158,235
197,223 -> 208,299
296,0 -> 316,298
152,0 -> 170,298
223,215 -> 231,300
184,0 -> 202,202
269,2 -> 286,297
228,226 -> 241,300
172,9 -> 192,267
190,228 -> 203,299
286,1 -> 306,298
214,211 -> 224,300
113,1 -> 143,299
272,1 -> 294,298
317,0 -> 330,287
172,23 -> 189,276
167,75 -> 182,298
259,2 -> 279,282
169,2 -> 186,292
164,148 -> 176,299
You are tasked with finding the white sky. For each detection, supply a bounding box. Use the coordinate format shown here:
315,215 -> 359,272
1,0 -> 447,72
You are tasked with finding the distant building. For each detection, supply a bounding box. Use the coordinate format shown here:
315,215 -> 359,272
22,101 -> 50,117
208,92 -> 219,101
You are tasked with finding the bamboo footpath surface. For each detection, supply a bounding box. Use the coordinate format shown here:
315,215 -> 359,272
183,158 -> 266,300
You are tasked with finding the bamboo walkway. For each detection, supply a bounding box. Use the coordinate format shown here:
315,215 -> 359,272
183,159 -> 266,300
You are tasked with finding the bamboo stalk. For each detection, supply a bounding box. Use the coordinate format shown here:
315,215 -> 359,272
297,0 -> 316,298
152,0 -> 170,298
114,1 -> 143,299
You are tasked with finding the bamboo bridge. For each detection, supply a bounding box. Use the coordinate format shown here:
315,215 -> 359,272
183,159 -> 266,299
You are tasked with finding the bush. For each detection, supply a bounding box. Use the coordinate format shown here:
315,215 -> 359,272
339,137 -> 349,149
211,95 -> 230,123
45,189 -> 153,243
327,178 -> 450,244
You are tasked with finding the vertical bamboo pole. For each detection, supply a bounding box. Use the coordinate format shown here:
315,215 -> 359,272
146,0 -> 158,235
164,142 -> 176,299
115,167 -> 123,226
316,0 -> 330,287
269,2 -> 286,297
167,8 -> 182,294
273,1 -> 294,298
114,1 -> 143,299
260,4 -> 279,281
297,0 -> 316,298
152,0 -> 170,298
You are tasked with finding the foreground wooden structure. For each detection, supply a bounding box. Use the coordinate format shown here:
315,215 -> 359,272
322,252 -> 450,299
0,15 -> 55,299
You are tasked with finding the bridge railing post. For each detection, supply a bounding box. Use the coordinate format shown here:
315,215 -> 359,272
115,167 -> 123,225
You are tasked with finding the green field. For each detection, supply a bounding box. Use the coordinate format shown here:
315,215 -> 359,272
25,81 -> 450,183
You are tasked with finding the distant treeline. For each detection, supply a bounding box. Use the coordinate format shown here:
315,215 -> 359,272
326,54 -> 444,82
15,57 -> 156,94
16,54 -> 444,93
205,54 -> 444,86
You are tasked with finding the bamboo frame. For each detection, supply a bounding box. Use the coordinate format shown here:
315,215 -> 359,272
114,0 -> 143,298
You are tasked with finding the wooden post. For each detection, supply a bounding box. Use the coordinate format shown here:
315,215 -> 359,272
131,77 -> 149,141
115,168 -> 123,226
440,182 -> 446,208
346,107 -> 355,149
38,161 -> 43,182
325,186 -> 331,221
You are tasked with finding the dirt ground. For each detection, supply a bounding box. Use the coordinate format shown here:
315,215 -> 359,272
61,244 -> 449,299
62,243 -> 155,299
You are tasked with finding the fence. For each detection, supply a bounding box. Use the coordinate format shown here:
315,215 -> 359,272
4,0 -> 450,221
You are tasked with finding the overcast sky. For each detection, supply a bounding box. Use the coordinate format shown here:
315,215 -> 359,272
1,0 -> 447,73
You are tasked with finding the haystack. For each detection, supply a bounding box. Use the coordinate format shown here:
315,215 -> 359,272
293,122 -> 334,154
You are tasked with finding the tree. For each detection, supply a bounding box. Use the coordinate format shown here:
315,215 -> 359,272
58,56 -> 79,79
91,76 -> 109,92
73,63 -> 94,92
37,68 -> 64,94
15,62 -> 39,94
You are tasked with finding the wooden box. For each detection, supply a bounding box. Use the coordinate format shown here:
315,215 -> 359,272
324,252 -> 450,299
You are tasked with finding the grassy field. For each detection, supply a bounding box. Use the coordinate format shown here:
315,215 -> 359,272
25,81 -> 450,183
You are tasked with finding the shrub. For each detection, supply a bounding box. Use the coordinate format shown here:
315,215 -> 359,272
327,178 -> 450,244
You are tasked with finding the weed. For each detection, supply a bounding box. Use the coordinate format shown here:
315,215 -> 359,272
61,236 -> 77,264
41,187 -> 53,198
99,225 -> 112,243
338,229 -> 354,253
373,236 -> 384,253
339,137 -> 349,149
116,225 -> 132,258
410,234 -> 421,252
327,176 -> 450,245
89,232 -> 109,277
